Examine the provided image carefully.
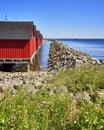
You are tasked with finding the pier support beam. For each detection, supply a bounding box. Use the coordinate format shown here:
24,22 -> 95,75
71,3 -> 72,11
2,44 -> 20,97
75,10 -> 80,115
26,63 -> 30,72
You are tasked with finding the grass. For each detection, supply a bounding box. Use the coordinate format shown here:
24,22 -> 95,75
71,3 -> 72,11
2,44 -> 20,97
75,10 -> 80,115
50,65 -> 104,93
0,88 -> 72,130
0,65 -> 104,130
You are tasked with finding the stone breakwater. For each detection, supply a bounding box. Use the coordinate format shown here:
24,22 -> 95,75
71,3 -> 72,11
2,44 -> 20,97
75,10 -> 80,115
48,40 -> 101,71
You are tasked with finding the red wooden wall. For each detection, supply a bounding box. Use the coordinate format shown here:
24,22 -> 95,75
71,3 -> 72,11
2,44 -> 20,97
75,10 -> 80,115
36,31 -> 43,50
0,29 -> 36,59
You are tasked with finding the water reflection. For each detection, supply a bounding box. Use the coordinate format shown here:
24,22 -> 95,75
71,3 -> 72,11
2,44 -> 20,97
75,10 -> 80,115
37,42 -> 51,70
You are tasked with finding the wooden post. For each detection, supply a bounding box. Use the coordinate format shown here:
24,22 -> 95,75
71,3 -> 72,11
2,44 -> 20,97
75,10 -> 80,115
26,62 -> 30,71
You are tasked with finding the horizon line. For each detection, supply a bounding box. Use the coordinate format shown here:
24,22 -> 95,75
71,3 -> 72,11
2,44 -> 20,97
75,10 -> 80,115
45,38 -> 104,40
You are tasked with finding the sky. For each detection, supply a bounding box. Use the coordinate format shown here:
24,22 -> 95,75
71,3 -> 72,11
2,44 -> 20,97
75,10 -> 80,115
0,0 -> 104,38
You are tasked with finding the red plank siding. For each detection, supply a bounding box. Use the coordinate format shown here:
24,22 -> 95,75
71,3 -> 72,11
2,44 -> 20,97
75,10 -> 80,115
0,31 -> 36,59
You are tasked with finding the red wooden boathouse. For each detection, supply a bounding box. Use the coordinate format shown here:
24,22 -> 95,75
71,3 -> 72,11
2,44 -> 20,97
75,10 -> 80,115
36,30 -> 43,50
0,21 -> 43,71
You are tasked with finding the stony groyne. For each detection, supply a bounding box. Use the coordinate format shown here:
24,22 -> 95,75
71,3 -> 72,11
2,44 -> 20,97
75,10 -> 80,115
48,40 -> 101,71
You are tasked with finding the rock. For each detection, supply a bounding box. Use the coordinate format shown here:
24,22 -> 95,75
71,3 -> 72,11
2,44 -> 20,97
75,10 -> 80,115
96,59 -> 101,65
13,82 -> 22,90
0,78 -> 4,81
0,86 -> 4,93
34,81 -> 42,89
50,86 -> 68,95
75,59 -> 83,65
48,86 -> 68,95
74,91 -> 91,102
91,58 -> 101,65
100,59 -> 104,64
96,89 -> 104,98
28,86 -> 38,94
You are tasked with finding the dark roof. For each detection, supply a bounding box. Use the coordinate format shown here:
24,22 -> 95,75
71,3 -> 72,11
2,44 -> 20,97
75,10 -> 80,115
36,30 -> 40,39
36,30 -> 43,39
0,21 -> 34,39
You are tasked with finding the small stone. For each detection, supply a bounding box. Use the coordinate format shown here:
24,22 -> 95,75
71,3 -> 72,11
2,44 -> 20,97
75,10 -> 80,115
55,86 -> 68,95
100,60 -> 104,64
34,81 -> 42,88
13,82 -> 22,90
96,89 -> 104,98
74,91 -> 90,102
0,86 -> 4,93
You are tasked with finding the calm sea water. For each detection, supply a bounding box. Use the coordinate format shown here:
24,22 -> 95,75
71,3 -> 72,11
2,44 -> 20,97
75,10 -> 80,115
38,42 -> 51,70
38,39 -> 104,70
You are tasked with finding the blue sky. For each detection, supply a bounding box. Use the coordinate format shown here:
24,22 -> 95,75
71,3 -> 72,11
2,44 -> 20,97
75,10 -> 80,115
0,0 -> 104,38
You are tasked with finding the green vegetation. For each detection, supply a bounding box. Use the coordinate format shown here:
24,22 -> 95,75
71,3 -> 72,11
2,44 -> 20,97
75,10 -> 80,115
0,65 -> 104,130
51,65 -> 104,93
